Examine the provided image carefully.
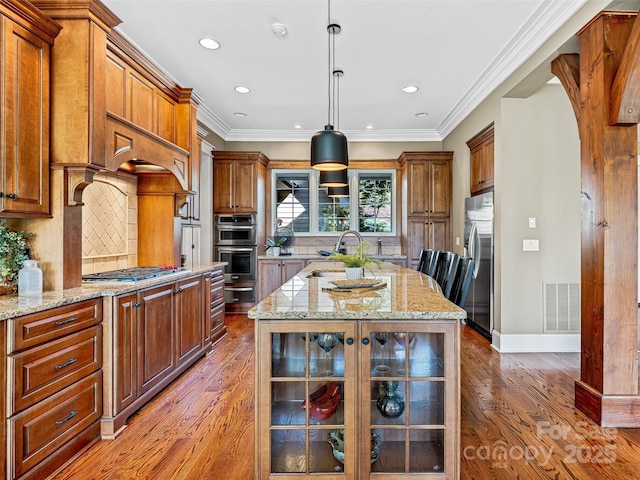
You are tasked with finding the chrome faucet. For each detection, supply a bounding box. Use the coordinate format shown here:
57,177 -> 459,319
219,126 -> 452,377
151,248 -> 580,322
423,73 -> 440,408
334,230 -> 363,253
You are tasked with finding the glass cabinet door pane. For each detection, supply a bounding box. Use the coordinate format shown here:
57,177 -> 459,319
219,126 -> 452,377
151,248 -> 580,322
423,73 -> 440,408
271,430 -> 306,473
409,332 -> 445,377
370,380 -> 406,425
306,381 -> 344,425
309,428 -> 344,473
409,381 -> 444,425
271,382 -> 306,425
370,428 -> 404,473
311,332 -> 345,377
272,332 -> 308,377
409,429 -> 445,473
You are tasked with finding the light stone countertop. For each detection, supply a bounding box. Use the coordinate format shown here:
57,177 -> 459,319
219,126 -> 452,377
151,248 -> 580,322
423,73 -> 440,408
0,263 -> 227,321
257,254 -> 407,261
248,261 -> 466,321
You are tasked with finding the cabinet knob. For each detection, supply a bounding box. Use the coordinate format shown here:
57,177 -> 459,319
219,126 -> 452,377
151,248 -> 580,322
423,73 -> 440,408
0,192 -> 3,198
6,193 -> 16,199
173,288 -> 183,294
346,338 -> 354,345
362,338 -> 370,345
134,302 -> 141,308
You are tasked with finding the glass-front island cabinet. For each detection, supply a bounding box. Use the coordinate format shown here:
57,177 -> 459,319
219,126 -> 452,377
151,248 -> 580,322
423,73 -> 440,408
249,262 -> 465,479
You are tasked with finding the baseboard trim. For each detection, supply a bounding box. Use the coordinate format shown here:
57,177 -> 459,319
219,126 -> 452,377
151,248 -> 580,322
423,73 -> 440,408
491,331 -> 580,353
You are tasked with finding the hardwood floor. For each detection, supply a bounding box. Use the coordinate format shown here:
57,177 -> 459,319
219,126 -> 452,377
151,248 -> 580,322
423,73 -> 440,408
48,315 -> 640,480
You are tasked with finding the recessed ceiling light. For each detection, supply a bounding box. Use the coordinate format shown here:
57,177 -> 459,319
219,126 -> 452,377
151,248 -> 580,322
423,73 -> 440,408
271,23 -> 288,36
199,38 -> 220,50
234,112 -> 248,117
294,124 -> 302,129
365,124 -> 373,129
234,86 -> 251,94
415,112 -> 429,117
403,85 -> 419,93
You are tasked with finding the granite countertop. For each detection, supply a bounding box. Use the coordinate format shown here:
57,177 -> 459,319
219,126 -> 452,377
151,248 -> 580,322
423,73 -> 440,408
257,254 -> 407,261
0,263 -> 227,321
248,261 -> 466,321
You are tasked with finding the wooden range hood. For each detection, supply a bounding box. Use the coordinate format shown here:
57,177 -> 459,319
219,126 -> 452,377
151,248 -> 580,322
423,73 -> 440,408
29,0 -> 200,290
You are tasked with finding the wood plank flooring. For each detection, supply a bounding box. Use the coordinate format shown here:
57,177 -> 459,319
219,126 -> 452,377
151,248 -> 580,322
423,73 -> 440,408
48,315 -> 640,480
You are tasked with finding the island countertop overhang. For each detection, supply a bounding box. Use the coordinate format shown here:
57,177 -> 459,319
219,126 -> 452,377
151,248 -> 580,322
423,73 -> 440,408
248,262 -> 467,321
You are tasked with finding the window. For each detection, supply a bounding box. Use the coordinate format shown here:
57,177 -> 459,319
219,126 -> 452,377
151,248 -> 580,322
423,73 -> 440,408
272,169 -> 394,236
358,174 -> 392,233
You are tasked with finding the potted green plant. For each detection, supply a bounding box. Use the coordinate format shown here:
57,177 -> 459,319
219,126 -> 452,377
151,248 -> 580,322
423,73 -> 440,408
328,240 -> 382,279
0,220 -> 33,294
265,236 -> 287,256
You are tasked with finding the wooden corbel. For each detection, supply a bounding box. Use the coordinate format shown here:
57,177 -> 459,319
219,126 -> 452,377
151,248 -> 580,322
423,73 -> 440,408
610,12 -> 640,124
65,165 -> 101,206
551,54 -> 581,124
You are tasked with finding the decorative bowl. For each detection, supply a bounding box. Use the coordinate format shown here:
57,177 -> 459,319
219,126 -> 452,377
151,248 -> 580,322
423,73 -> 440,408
327,428 -> 381,464
302,383 -> 341,420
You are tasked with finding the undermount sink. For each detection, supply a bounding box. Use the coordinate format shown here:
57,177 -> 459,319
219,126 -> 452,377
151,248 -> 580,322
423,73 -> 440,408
306,270 -> 346,278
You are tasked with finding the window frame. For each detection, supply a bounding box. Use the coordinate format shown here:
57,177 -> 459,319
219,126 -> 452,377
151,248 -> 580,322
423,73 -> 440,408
270,168 -> 396,237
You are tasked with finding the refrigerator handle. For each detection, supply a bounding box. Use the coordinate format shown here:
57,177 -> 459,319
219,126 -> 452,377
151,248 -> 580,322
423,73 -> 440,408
471,222 -> 481,278
468,222 -> 477,258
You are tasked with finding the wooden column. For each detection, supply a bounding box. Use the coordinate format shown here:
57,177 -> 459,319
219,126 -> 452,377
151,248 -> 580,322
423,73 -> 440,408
552,12 -> 639,427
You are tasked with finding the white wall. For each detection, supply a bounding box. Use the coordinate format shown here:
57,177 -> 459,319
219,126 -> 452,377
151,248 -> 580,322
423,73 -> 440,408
500,84 -> 580,335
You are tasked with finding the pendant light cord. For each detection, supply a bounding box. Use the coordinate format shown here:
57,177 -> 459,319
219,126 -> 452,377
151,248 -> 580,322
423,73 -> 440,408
327,0 -> 332,127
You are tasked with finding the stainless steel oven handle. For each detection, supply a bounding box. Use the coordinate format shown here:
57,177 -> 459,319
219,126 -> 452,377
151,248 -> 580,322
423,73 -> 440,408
216,247 -> 255,252
217,226 -> 254,230
226,287 -> 254,291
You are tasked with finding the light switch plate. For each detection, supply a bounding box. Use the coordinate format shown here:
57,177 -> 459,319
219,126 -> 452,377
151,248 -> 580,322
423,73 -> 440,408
523,239 -> 539,251
528,217 -> 536,228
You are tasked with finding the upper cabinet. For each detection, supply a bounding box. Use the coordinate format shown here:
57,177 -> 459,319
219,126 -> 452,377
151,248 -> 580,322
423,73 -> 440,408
213,151 -> 269,214
467,122 -> 494,195
0,1 -> 60,217
401,153 -> 452,217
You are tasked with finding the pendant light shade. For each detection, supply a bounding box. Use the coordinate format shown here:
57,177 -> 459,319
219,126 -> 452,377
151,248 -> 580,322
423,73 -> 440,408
320,166 -> 348,187
311,125 -> 348,171
310,2 -> 348,170
328,185 -> 349,197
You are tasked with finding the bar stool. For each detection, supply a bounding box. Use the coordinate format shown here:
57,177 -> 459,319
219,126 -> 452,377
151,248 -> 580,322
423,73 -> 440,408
447,256 -> 475,307
432,251 -> 458,296
417,248 -> 438,276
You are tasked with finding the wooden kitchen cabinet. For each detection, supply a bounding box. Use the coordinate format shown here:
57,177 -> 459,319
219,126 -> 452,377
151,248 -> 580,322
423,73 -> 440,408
4,299 -> 102,480
258,258 -> 306,301
467,123 -> 494,195
103,273 -> 213,438
1,1 -> 59,217
209,267 -> 227,344
255,320 -> 459,479
213,151 -> 269,214
407,217 -> 450,269
399,152 -> 453,270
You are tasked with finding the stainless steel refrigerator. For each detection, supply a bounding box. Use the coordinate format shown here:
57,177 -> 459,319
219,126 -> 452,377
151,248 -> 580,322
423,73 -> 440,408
463,191 -> 494,339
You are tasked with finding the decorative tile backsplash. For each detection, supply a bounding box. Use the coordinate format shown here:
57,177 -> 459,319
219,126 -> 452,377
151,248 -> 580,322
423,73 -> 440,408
81,172 -> 138,274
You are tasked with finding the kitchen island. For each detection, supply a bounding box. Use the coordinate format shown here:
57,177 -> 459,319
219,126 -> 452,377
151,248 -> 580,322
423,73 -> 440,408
249,262 -> 465,480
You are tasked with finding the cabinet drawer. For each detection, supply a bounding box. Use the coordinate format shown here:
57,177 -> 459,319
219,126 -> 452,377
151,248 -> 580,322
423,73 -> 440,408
9,371 -> 102,478
211,278 -> 224,307
9,299 -> 102,352
211,303 -> 225,331
10,326 -> 102,413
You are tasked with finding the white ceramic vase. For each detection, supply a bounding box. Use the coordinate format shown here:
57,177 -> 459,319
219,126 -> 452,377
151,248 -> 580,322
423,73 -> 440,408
272,246 -> 281,257
345,267 -> 364,280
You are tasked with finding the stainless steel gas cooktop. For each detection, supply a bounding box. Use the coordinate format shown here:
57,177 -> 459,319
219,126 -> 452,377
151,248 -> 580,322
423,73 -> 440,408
82,266 -> 182,282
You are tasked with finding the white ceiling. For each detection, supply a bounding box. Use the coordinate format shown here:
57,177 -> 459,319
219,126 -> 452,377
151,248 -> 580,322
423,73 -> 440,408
101,0 -> 590,143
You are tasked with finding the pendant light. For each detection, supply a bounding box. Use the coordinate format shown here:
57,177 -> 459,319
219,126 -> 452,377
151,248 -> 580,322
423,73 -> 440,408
328,185 -> 349,197
310,0 -> 348,171
320,168 -> 348,187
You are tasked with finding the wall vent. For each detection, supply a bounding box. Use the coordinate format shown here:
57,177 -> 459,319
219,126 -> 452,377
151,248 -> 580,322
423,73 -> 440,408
543,282 -> 580,333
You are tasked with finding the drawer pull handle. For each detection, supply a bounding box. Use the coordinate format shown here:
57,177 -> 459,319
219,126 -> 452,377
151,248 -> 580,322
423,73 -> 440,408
55,316 -> 77,326
55,358 -> 77,369
55,411 -> 77,425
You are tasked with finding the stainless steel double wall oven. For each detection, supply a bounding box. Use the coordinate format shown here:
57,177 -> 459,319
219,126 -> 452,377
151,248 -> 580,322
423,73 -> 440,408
213,214 -> 257,307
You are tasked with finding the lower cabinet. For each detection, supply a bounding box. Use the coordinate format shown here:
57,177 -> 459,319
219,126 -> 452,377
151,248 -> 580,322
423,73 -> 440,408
255,320 -> 459,479
103,273 -> 211,438
208,267 -> 227,344
407,217 -> 450,270
258,258 -> 306,301
4,299 -> 103,480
